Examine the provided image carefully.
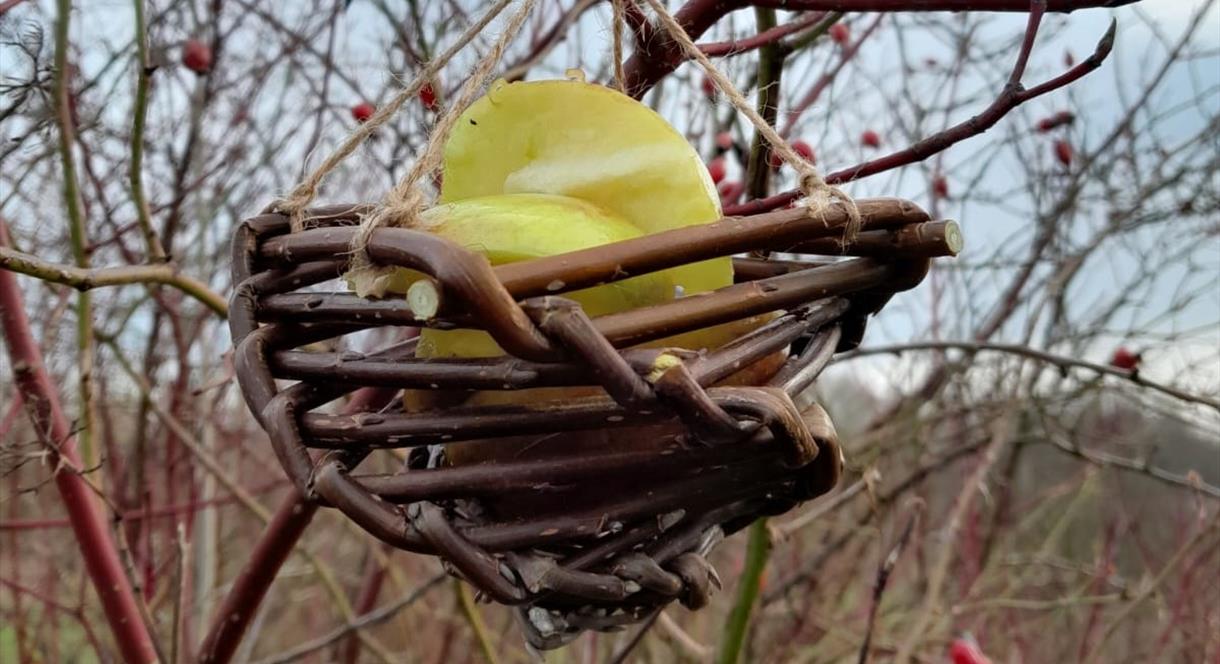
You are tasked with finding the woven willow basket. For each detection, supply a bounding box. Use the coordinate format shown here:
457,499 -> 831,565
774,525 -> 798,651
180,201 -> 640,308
229,196 -> 959,647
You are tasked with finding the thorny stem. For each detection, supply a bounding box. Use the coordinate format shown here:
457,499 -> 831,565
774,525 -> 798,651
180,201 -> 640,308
106,335 -> 398,661
129,0 -> 167,261
697,10 -> 828,58
54,0 -> 100,487
621,0 -> 1131,99
892,411 -> 1017,663
1079,510 -> 1220,664
251,574 -> 447,664
103,353 -> 396,661
781,13 -> 881,137
857,507 -> 921,664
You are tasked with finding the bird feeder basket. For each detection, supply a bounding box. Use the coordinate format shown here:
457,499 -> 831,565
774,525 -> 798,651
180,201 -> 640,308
229,196 -> 960,648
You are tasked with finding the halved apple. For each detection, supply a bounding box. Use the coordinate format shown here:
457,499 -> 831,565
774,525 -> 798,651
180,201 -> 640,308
441,78 -> 731,298
345,78 -> 785,423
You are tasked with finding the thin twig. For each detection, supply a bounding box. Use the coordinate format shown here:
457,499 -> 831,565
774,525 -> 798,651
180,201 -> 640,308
729,4 -> 1115,214
251,573 -> 447,664
770,473 -> 872,543
0,246 -> 227,317
838,340 -> 1220,411
657,611 -> 713,662
106,341 -> 397,663
858,504 -> 922,664
891,411 -> 1017,663
1080,509 -> 1220,664
54,0 -> 101,492
128,0 -> 167,261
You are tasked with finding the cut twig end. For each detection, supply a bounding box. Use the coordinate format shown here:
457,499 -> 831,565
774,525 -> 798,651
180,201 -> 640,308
407,278 -> 442,321
943,220 -> 964,256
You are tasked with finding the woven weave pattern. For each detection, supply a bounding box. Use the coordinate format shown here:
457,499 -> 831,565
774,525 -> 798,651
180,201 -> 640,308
229,196 -> 958,647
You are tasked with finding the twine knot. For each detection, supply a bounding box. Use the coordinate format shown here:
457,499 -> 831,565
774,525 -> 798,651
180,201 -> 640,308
346,187 -> 427,297
797,168 -> 861,248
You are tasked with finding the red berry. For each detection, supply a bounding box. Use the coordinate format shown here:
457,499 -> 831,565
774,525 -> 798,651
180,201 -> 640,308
717,180 -> 744,205
715,131 -> 734,151
932,175 -> 949,199
1054,139 -> 1073,167
702,76 -> 716,99
949,638 -> 992,664
861,130 -> 881,148
829,23 -> 850,46
351,102 -> 375,123
768,150 -> 783,170
182,39 -> 212,74
707,157 -> 727,184
792,139 -> 815,164
1036,110 -> 1075,132
420,82 -> 437,111
1110,347 -> 1139,370
1064,50 -> 1076,67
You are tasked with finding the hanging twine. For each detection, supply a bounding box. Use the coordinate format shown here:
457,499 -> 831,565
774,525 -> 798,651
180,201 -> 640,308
345,0 -> 538,291
639,0 -> 861,244
611,0 -> 627,93
276,0 -> 518,233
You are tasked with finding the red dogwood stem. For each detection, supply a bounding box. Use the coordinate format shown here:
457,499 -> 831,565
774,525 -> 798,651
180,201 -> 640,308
0,236 -> 159,662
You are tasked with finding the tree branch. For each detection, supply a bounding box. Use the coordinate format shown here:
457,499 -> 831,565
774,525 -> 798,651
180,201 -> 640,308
729,10 -> 1117,214
0,245 -> 228,317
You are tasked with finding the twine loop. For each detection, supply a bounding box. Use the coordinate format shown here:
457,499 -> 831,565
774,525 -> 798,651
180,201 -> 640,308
339,0 -> 537,291
270,0 -> 522,235
639,0 -> 862,245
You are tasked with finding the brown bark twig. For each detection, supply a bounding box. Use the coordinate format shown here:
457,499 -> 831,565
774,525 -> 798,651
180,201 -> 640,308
729,4 -> 1115,214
